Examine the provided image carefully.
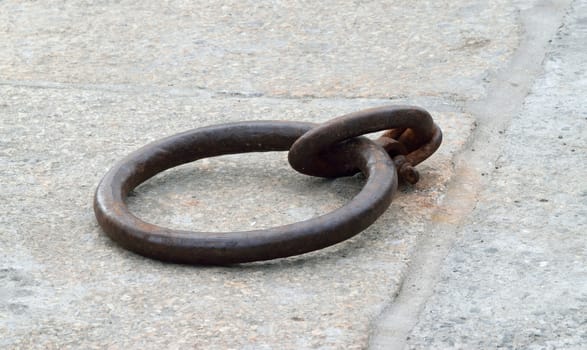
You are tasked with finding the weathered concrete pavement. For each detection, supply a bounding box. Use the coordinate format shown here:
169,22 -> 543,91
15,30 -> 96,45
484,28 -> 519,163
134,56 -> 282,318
1,0 -> 585,349
371,0 -> 586,348
405,1 -> 587,348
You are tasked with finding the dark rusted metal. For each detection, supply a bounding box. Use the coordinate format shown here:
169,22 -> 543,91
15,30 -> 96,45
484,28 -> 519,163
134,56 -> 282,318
94,105 -> 442,265
288,105 -> 442,184
94,121 -> 397,265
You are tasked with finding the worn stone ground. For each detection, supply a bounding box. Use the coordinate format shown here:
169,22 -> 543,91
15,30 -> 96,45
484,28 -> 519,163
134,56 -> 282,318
403,1 -> 587,348
0,0 -> 583,349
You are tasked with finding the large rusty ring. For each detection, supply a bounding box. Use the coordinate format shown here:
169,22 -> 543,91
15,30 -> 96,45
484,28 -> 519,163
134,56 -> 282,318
94,121 -> 398,265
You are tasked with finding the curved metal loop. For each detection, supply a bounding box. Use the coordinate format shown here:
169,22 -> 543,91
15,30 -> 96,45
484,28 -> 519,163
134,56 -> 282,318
94,121 -> 397,265
377,122 -> 443,184
288,105 -> 442,183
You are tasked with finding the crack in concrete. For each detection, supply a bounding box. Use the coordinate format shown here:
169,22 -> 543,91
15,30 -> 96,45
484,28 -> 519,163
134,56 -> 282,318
0,79 -> 464,106
368,0 -> 574,349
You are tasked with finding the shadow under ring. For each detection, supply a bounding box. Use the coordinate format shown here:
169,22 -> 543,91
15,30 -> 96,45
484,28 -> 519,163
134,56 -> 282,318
94,121 -> 398,265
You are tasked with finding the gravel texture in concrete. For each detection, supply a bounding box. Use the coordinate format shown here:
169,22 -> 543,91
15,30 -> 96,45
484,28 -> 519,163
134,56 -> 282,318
0,88 -> 470,349
1,0 -> 565,349
0,0 -> 519,99
406,1 -> 587,348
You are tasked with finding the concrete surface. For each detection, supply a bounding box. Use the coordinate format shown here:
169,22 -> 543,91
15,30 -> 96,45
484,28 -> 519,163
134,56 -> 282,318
0,0 -> 518,99
0,0 -> 584,349
403,1 -> 587,348
370,0 -> 585,349
1,92 -> 469,350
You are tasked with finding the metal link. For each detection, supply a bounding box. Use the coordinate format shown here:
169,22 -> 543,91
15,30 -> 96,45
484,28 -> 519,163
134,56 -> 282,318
288,105 -> 442,183
94,106 -> 442,265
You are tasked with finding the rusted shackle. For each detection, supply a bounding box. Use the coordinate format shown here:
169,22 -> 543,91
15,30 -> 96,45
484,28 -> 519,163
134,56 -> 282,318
93,105 -> 442,265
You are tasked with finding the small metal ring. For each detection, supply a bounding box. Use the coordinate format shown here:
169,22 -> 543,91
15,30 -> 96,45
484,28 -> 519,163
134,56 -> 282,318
288,105 -> 439,179
94,121 -> 397,265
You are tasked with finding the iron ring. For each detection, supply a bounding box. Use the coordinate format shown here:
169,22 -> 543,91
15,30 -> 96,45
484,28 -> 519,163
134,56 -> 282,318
94,121 -> 397,265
